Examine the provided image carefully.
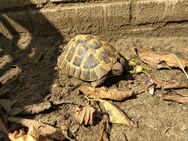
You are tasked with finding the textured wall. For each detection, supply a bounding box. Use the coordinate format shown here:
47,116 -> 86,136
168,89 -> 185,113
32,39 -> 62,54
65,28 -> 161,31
0,0 -> 188,38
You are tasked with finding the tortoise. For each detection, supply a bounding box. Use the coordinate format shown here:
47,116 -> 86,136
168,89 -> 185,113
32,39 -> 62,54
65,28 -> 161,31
57,34 -> 126,87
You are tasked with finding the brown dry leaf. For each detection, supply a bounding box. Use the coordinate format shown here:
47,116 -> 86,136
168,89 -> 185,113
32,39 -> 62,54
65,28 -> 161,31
96,99 -> 134,126
8,117 -> 65,141
8,129 -> 27,141
79,86 -> 133,101
0,100 -> 52,116
8,127 -> 52,141
133,48 -> 188,69
163,93 -> 188,104
135,76 -> 188,95
153,77 -> 188,89
75,106 -> 96,125
10,102 -> 52,116
21,102 -> 52,115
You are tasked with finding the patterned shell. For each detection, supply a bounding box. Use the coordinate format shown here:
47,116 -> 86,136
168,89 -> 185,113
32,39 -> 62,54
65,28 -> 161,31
57,34 -> 118,81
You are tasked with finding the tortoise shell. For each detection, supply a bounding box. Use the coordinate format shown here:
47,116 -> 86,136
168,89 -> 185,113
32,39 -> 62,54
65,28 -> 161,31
57,34 -> 118,81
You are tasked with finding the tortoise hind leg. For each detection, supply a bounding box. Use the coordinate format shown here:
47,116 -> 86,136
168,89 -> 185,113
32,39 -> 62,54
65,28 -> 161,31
91,76 -> 107,87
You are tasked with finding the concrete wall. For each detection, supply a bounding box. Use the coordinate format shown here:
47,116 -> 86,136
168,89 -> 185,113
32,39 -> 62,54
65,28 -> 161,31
0,0 -> 188,39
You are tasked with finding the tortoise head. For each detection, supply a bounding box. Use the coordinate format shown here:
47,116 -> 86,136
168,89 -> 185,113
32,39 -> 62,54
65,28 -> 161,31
112,61 -> 124,76
112,56 -> 127,76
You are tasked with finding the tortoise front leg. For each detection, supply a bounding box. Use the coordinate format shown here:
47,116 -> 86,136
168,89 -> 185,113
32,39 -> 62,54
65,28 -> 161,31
91,76 -> 107,87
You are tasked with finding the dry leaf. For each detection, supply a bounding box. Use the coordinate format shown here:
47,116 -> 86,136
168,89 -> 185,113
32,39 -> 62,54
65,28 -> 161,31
96,99 -> 133,126
0,100 -> 52,116
79,86 -> 133,101
138,77 -> 188,94
133,48 -> 188,69
8,129 -> 27,141
141,76 -> 188,89
163,93 -> 188,105
153,77 -> 188,89
21,102 -> 52,115
75,106 -> 96,125
8,127 -> 52,141
8,117 -> 65,141
7,102 -> 52,116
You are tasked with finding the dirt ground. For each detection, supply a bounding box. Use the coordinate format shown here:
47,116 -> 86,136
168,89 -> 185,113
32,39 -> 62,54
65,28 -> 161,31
1,32 -> 188,141
0,6 -> 188,139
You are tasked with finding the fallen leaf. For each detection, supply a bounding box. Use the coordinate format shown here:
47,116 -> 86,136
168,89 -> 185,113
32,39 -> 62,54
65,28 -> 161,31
153,77 -> 188,89
0,100 -> 52,116
8,117 -> 66,141
8,127 -> 52,141
133,48 -> 188,69
1,100 -> 75,116
8,129 -> 27,141
28,126 -> 52,141
96,99 -> 133,126
138,77 -> 188,94
163,93 -> 188,105
134,48 -> 188,79
20,102 -> 52,115
75,106 -> 96,125
79,86 -> 133,101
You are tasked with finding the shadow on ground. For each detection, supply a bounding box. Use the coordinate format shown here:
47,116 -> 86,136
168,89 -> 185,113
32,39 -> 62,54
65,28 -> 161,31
0,1 -> 64,139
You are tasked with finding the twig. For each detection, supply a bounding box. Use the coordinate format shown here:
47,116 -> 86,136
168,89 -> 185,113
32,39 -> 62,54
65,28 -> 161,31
97,114 -> 110,141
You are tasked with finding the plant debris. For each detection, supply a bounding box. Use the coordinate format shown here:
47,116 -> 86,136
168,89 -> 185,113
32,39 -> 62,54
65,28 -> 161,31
8,127 -> 52,141
8,117 -> 66,141
153,77 -> 188,90
97,114 -> 110,141
96,99 -> 134,126
134,48 -> 188,69
0,99 -> 76,116
163,93 -> 188,105
79,86 -> 133,101
74,105 -> 96,125
133,48 -> 188,78
18,102 -> 52,115
0,100 -> 52,116
137,76 -> 188,95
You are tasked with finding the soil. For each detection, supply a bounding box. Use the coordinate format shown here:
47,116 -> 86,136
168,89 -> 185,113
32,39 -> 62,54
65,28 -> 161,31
0,11 -> 188,141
